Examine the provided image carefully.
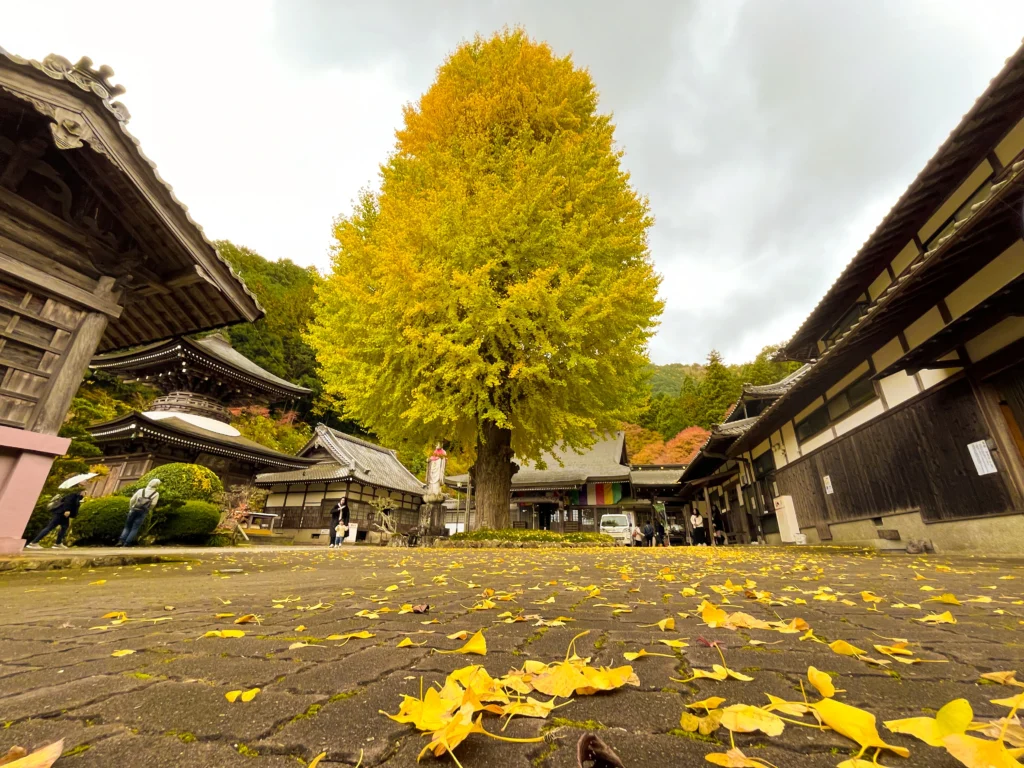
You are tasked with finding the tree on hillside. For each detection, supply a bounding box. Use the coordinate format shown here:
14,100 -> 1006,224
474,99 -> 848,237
621,422 -> 665,463
308,30 -> 662,529
697,350 -> 741,428
738,344 -> 803,387
214,241 -> 321,390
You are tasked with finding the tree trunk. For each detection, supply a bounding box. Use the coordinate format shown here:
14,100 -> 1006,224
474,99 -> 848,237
474,421 -> 514,530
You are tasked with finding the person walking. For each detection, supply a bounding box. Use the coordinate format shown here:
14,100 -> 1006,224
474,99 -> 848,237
690,510 -> 705,546
631,524 -> 643,547
329,496 -> 350,548
116,479 -> 161,547
643,521 -> 655,547
655,520 -> 667,547
25,489 -> 83,549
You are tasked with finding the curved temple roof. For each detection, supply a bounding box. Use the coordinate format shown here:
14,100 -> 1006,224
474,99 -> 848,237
0,49 -> 263,350
91,335 -> 311,400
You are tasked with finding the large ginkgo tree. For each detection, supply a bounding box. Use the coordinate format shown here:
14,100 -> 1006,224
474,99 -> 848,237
308,29 -> 662,529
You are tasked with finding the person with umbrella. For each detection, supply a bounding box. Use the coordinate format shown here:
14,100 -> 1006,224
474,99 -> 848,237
24,473 -> 95,550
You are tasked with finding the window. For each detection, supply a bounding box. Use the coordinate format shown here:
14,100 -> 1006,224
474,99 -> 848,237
795,373 -> 879,444
826,375 -> 876,421
795,405 -> 830,443
751,449 -> 775,479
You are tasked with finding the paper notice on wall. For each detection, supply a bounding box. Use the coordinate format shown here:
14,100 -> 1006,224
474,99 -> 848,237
968,440 -> 998,476
822,475 -> 834,495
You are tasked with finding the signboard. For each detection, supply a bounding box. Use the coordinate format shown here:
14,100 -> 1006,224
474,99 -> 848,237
967,440 -> 998,476
822,475 -> 834,495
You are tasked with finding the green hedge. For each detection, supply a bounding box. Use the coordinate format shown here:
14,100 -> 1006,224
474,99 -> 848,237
156,500 -> 221,544
73,496 -> 131,545
450,529 -> 614,544
118,463 -> 223,505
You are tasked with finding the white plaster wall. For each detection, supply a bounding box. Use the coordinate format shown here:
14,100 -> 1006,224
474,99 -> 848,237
918,367 -> 956,391
904,306 -> 946,350
795,397 -> 826,423
826,361 -> 871,400
833,400 -> 886,436
946,241 -> 1024,319
781,422 -> 801,465
868,270 -> 892,301
966,317 -> 1024,363
879,372 -> 920,408
890,240 -> 920,277
871,337 -> 905,371
799,429 -> 834,454
267,493 -> 286,507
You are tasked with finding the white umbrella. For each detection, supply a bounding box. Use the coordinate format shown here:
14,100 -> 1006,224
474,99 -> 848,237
59,472 -> 98,490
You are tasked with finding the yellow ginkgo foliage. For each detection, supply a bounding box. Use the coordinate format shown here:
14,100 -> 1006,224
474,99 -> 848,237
438,630 -> 487,656
307,29 -> 662,530
807,666 -> 836,698
704,747 -> 777,767
811,698 -> 910,759
203,629 -> 245,639
884,698 -> 972,747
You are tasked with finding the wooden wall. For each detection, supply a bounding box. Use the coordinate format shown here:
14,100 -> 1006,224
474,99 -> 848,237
775,377 -> 1018,526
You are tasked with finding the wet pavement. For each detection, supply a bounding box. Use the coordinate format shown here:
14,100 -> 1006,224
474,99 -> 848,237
0,545 -> 1021,767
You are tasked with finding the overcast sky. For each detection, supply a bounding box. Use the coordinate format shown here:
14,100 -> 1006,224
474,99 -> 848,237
5,2 -> 1024,364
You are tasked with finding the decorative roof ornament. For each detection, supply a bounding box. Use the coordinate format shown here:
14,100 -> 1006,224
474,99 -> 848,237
36,54 -> 130,122
0,47 -> 130,122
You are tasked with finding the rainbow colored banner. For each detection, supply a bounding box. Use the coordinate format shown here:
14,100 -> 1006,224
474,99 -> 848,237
585,482 -> 622,506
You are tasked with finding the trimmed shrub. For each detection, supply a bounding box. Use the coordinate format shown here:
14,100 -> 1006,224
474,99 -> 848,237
73,496 -> 131,545
450,529 -> 614,545
118,463 -> 223,506
156,501 -> 221,544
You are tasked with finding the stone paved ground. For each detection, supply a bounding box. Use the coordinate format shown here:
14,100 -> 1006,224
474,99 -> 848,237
1,545 -> 1022,767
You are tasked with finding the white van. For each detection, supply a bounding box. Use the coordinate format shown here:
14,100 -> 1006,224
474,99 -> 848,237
599,511 -> 635,545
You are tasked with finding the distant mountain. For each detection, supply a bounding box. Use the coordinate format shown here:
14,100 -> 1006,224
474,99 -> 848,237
647,363 -> 705,396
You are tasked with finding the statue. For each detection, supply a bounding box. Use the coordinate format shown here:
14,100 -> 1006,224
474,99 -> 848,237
424,445 -> 447,502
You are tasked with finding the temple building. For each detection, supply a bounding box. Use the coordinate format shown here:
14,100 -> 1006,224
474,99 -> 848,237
0,51 -> 261,551
254,424 -> 426,544
85,333 -> 314,495
685,43 -> 1024,553
446,432 -> 680,533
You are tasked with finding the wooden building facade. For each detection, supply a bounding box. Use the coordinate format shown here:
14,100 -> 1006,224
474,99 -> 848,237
255,425 -> 426,544
0,50 -> 261,551
720,45 -> 1024,552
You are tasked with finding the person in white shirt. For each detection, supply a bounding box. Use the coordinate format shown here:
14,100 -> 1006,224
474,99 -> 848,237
116,479 -> 161,547
690,511 -> 706,545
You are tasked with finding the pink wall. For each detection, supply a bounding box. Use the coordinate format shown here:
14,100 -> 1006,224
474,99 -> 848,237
0,426 -> 71,554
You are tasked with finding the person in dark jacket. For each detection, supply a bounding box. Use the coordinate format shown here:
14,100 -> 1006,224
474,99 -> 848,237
655,520 -> 666,547
642,522 -> 655,547
329,496 -> 351,548
25,490 -> 83,549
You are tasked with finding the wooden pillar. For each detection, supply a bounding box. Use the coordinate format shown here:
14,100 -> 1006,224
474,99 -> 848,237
32,309 -> 110,434
703,486 -> 715,546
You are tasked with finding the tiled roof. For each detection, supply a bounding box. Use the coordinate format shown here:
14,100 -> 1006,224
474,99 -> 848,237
446,432 -> 630,489
87,413 -> 314,469
713,416 -> 759,437
256,425 -> 426,495
742,365 -> 811,398
629,467 -> 686,486
782,41 -> 1024,360
91,335 -> 310,398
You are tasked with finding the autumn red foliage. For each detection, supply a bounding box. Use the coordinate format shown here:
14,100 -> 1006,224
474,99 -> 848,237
623,423 -> 709,465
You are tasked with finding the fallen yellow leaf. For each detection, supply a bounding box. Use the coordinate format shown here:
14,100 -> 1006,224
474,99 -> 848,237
203,629 -> 245,639
110,649 -> 135,658
812,698 -> 909,759
808,666 -> 836,698
884,698 -> 972,747
438,630 -> 487,656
